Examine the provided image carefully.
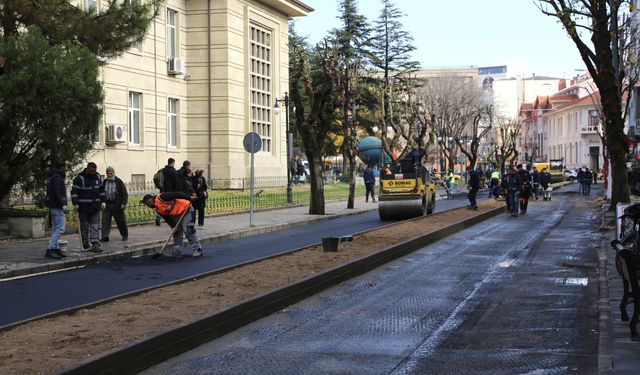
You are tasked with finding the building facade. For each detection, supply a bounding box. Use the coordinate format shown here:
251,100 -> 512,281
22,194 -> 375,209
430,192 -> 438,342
75,0 -> 311,187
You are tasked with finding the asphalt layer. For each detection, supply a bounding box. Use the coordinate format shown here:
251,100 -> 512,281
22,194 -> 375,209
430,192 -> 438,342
0,198 -> 472,327
142,187 -> 601,375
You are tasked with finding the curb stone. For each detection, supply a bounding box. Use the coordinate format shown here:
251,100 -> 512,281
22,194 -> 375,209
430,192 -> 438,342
598,204 -> 614,374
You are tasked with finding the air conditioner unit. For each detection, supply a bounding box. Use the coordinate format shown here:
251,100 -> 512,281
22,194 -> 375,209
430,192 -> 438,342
167,57 -> 184,75
106,124 -> 126,144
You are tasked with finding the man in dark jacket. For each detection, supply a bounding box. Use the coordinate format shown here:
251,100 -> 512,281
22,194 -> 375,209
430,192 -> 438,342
175,160 -> 191,186
160,158 -> 177,193
505,167 -> 522,216
577,167 -> 586,195
101,166 -> 129,242
467,166 -> 480,210
517,164 -> 531,214
71,162 -> 105,251
45,162 -> 68,259
531,168 -> 540,200
156,158 -> 177,226
363,165 -> 376,203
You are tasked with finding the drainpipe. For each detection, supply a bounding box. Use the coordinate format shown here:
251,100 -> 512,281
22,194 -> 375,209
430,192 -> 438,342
154,12 -> 158,169
207,0 -> 212,179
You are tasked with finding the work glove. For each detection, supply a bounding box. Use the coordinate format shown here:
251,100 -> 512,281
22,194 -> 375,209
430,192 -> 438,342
62,205 -> 68,213
73,205 -> 80,211
101,202 -> 106,210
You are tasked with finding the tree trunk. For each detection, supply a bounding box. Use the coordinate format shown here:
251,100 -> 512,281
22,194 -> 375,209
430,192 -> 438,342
308,154 -> 325,215
448,155 -> 456,173
600,89 -> 630,208
347,153 -> 356,209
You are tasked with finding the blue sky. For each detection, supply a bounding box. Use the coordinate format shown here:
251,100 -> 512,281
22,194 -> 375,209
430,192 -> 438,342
293,0 -> 588,79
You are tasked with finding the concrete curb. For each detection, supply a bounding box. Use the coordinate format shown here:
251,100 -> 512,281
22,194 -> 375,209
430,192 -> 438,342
53,205 -> 506,375
598,205 -> 614,374
0,207 -> 378,280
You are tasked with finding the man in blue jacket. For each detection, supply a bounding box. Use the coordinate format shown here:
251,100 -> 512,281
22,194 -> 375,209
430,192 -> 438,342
45,162 -> 68,259
363,165 -> 376,203
71,162 -> 106,252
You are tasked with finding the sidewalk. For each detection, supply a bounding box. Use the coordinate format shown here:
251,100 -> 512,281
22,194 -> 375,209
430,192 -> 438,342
600,211 -> 640,374
0,201 -> 378,280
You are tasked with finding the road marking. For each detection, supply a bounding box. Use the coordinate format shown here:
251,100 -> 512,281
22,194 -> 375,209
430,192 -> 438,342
555,277 -> 588,286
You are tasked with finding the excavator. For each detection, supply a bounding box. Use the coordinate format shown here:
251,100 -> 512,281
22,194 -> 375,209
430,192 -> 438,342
378,149 -> 436,220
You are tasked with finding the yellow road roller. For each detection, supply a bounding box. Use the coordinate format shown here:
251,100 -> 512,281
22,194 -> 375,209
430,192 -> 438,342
378,158 -> 436,220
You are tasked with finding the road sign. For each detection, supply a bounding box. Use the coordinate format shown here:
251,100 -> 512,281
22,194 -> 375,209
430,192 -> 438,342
243,132 -> 262,154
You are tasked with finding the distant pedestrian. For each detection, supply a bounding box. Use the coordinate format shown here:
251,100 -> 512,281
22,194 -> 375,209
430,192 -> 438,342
142,192 -> 203,258
466,167 -> 480,210
489,170 -> 500,198
192,169 -> 208,226
504,167 -> 522,216
446,170 -> 455,199
531,168 -> 540,200
593,169 -> 598,184
363,165 -> 376,203
290,155 -> 301,185
177,167 -> 196,199
45,161 -> 68,259
540,167 -> 552,201
584,169 -> 592,195
100,167 -> 128,242
71,162 -> 105,251
517,164 -> 531,214
577,167 -> 586,195
156,158 -> 177,226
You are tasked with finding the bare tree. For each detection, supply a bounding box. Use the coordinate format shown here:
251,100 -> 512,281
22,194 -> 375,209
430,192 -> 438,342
418,75 -> 492,172
537,0 -> 640,208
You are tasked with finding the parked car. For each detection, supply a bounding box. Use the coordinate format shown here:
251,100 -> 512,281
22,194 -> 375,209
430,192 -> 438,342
565,168 -> 578,181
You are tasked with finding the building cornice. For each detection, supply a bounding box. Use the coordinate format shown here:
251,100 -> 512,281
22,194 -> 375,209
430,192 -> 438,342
257,0 -> 314,17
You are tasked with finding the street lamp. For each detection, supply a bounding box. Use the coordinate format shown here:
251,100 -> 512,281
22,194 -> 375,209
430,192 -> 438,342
274,92 -> 293,204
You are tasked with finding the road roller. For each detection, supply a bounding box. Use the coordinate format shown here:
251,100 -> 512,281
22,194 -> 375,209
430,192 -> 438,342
378,158 -> 436,220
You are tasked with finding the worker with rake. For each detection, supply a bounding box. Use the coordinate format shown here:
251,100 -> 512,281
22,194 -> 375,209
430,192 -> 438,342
141,192 -> 203,258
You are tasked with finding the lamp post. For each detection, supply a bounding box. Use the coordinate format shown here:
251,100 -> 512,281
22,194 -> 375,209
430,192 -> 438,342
274,92 -> 292,204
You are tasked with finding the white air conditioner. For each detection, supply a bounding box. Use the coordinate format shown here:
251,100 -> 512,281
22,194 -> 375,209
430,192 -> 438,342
106,124 -> 126,144
167,57 -> 184,75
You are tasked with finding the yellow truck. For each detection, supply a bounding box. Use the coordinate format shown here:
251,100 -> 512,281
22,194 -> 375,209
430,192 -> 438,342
533,160 -> 565,183
378,159 -> 436,220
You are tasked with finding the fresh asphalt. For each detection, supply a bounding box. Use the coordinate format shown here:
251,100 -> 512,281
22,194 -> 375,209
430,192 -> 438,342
142,184 -> 601,375
0,197 -> 475,327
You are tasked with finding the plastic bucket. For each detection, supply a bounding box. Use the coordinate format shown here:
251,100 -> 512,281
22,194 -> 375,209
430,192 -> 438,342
58,240 -> 68,253
322,237 -> 340,252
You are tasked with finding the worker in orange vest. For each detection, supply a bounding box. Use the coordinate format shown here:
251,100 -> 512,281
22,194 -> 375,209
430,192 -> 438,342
141,192 -> 203,258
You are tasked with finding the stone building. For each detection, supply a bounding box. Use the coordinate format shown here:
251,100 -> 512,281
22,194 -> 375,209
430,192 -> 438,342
77,0 -> 311,187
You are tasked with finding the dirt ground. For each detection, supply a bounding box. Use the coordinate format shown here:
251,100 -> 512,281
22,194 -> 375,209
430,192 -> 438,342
0,200 -> 502,375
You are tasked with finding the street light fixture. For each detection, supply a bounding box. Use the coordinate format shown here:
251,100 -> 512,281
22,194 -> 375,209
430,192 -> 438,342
274,92 -> 293,204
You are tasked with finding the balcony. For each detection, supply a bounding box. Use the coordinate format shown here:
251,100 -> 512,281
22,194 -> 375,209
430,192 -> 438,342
581,118 -> 602,134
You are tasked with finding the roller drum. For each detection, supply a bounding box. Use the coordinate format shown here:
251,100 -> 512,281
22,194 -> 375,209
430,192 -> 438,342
378,196 -> 424,220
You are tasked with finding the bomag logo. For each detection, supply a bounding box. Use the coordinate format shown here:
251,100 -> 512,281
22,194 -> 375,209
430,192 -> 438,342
385,180 -> 415,188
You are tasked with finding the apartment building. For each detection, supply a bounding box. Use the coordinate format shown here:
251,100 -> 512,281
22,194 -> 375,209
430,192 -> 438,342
526,77 -> 603,171
75,0 -> 311,187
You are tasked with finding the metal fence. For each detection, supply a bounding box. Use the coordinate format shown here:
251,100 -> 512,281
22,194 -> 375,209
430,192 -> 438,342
101,176 -> 292,196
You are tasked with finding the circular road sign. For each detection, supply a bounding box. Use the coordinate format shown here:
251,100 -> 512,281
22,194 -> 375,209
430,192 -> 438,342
243,132 -> 262,154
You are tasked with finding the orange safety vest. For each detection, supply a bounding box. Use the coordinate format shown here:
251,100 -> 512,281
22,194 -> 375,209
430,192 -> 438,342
154,196 -> 190,216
